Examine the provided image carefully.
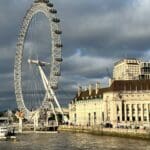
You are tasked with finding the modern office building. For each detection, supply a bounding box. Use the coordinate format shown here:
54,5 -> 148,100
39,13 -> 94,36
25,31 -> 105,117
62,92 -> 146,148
139,62 -> 150,80
113,58 -> 141,80
113,58 -> 150,81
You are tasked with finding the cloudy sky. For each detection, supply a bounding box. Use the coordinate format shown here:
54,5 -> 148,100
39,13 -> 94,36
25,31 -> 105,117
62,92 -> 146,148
0,0 -> 150,111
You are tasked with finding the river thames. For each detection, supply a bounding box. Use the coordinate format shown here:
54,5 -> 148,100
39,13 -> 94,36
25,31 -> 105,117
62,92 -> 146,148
0,132 -> 150,150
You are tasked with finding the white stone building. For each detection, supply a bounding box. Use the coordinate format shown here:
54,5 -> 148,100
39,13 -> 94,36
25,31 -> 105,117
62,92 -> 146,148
69,83 -> 104,126
69,59 -> 150,128
69,80 -> 150,128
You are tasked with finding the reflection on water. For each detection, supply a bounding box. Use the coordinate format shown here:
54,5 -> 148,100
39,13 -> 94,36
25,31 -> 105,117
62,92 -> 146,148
0,132 -> 150,150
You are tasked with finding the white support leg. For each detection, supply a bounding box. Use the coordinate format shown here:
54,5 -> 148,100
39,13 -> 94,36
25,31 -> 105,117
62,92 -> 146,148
28,59 -> 68,124
38,66 -> 68,122
38,66 -> 59,125
34,112 -> 39,131
19,118 -> 23,133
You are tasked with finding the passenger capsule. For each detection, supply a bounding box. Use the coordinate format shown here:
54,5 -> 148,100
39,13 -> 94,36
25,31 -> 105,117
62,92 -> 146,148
52,18 -> 60,23
34,0 -> 39,3
34,0 -> 49,3
55,58 -> 63,62
55,30 -> 62,34
20,34 -> 24,37
51,85 -> 58,90
54,72 -> 61,76
55,43 -> 63,48
47,2 -> 53,7
49,9 -> 57,14
43,0 -> 49,3
17,43 -> 22,46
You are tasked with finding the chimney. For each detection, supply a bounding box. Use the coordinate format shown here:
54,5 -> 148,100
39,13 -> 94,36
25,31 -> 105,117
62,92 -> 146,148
89,84 -> 93,96
96,82 -> 100,94
109,78 -> 112,87
84,86 -> 88,91
78,86 -> 82,97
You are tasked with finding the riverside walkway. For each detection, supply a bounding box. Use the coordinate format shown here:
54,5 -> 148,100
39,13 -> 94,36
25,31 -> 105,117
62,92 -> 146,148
59,125 -> 150,140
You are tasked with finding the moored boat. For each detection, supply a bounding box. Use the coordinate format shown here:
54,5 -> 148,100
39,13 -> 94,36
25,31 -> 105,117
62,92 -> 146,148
0,126 -> 8,139
0,126 -> 16,140
0,117 -> 16,140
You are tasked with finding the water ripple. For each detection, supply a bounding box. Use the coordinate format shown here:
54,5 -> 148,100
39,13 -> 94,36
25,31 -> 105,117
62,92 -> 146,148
0,132 -> 149,150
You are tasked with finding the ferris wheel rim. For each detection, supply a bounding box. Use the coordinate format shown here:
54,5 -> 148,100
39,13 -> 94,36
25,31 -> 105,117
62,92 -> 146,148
14,2 -> 62,119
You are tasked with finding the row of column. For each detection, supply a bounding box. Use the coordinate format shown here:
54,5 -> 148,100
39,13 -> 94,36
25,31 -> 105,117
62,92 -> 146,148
119,103 -> 150,123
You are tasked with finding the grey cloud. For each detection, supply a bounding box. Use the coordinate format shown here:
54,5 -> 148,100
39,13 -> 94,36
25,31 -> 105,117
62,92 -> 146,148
62,51 -> 115,78
54,0 -> 150,58
0,0 -> 150,110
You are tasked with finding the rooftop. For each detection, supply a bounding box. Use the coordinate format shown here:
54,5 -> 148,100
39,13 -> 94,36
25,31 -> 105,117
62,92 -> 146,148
114,58 -> 141,66
73,79 -> 150,101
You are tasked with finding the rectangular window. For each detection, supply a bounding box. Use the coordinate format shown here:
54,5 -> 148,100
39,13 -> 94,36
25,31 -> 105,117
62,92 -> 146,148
132,117 -> 135,122
94,112 -> 96,125
102,112 -> 104,122
144,116 -> 147,121
74,113 -> 77,124
138,117 -> 141,121
88,113 -> 91,126
117,116 -> 120,122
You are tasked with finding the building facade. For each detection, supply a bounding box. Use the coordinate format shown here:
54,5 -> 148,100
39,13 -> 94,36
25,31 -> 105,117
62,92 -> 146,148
113,58 -> 150,81
69,59 -> 150,128
139,62 -> 150,80
69,84 -> 104,126
113,59 -> 141,80
69,80 -> 150,128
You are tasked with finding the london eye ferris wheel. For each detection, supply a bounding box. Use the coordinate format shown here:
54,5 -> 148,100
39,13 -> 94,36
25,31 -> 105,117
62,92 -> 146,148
14,0 -> 66,125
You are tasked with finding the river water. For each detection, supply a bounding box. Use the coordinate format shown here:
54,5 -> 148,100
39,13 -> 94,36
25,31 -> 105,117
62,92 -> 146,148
0,132 -> 150,150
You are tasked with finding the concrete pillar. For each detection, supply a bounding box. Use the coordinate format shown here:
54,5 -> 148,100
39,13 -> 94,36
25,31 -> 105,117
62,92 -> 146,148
147,104 -> 149,123
135,104 -> 138,122
124,104 -> 127,122
110,100 -> 116,124
18,118 -> 23,133
141,104 -> 144,122
119,102 -> 122,122
83,103 -> 86,125
130,104 -> 132,122
103,100 -> 107,122
34,112 -> 39,132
